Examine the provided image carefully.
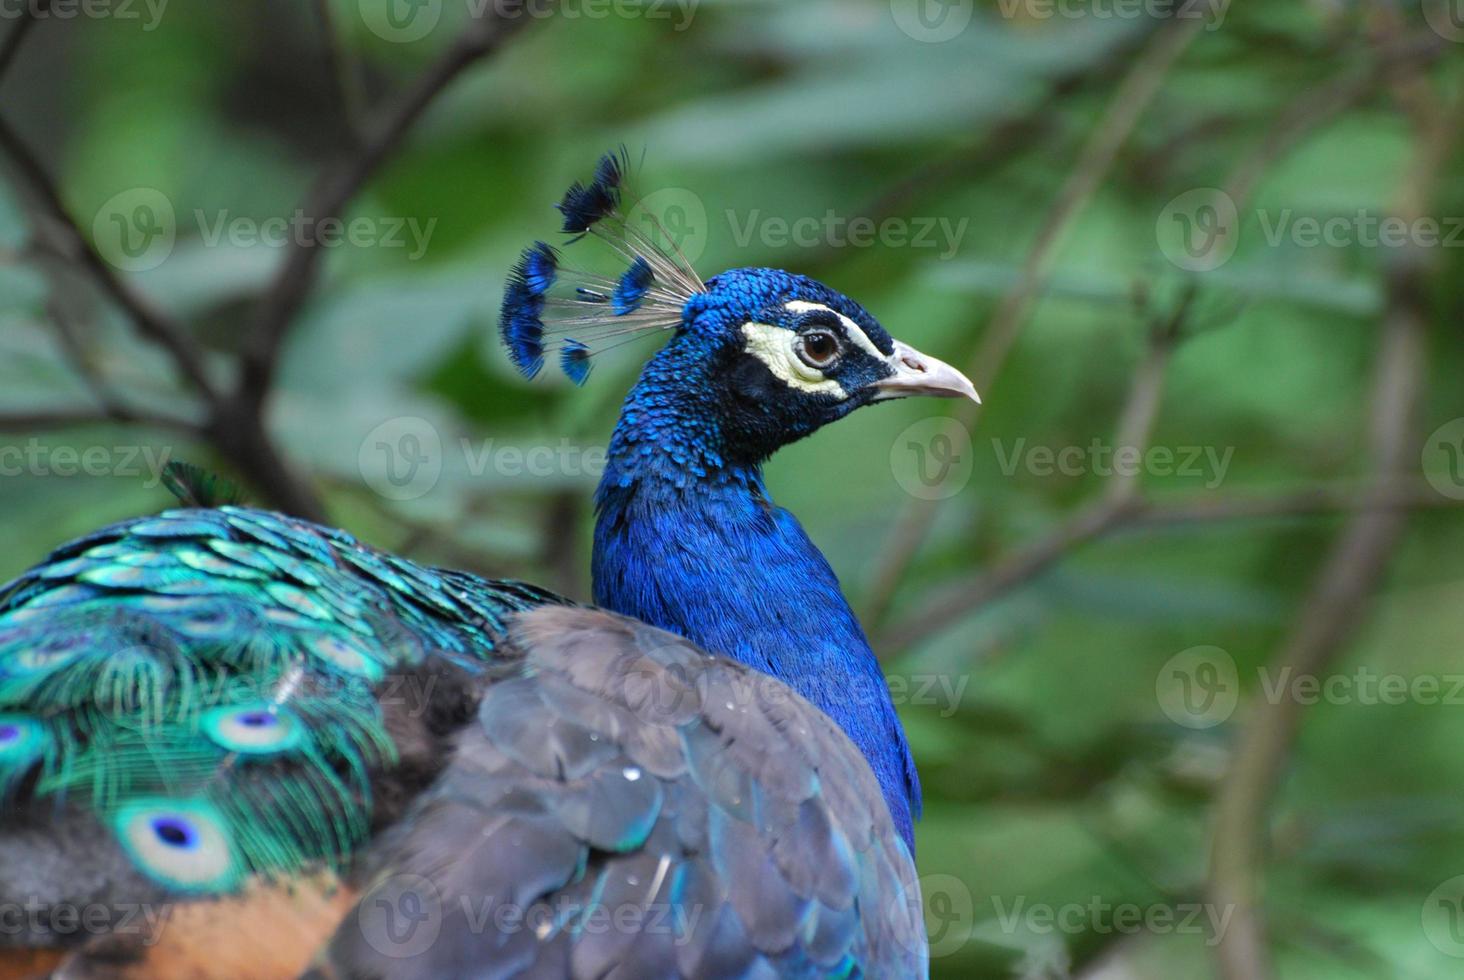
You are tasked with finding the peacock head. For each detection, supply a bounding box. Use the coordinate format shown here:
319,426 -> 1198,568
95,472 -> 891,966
500,150 -> 977,469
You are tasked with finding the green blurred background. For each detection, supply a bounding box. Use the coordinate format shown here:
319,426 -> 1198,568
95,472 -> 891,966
2,1 -> 1464,976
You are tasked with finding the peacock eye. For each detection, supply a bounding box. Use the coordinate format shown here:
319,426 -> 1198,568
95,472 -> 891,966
796,330 -> 842,370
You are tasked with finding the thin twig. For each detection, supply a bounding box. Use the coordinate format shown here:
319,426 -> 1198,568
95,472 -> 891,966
0,0 -> 47,87
1222,29 -> 1445,207
876,286 -> 1189,653
312,0 -> 368,144
1206,21 -> 1457,973
40,297 -> 203,435
878,479 -> 1458,652
802,25 -> 1160,275
0,116 -> 218,400
862,17 -> 1206,628
236,4 -> 548,411
0,406 -> 198,434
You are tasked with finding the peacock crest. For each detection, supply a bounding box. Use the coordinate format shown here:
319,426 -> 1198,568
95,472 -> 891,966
500,147 -> 706,384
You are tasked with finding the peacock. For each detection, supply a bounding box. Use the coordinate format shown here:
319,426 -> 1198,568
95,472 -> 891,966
0,150 -> 978,980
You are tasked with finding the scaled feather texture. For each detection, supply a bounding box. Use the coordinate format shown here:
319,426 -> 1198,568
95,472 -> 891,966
0,150 -> 939,978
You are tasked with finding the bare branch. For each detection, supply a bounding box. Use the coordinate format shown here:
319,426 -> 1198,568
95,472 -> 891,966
878,478 -> 1458,653
1207,25 -> 1457,975
312,0 -> 368,144
802,24 -> 1162,275
0,405 -> 199,435
1223,29 -> 1446,207
236,5 -> 547,411
0,0 -> 47,87
862,17 -> 1206,627
0,116 -> 219,400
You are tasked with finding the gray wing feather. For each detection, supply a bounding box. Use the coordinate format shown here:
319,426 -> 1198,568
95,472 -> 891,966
315,606 -> 927,979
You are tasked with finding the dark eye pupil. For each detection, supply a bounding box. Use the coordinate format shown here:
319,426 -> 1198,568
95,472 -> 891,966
805,334 -> 835,361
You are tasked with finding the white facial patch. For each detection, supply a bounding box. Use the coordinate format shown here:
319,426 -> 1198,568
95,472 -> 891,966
783,300 -> 887,359
741,322 -> 848,398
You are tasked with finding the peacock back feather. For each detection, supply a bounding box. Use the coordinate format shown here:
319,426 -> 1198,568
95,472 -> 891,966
0,504 -> 557,895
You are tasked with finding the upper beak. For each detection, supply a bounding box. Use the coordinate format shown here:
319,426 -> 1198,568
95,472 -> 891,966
870,340 -> 980,404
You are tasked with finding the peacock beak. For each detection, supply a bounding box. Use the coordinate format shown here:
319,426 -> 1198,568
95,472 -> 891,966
870,340 -> 980,404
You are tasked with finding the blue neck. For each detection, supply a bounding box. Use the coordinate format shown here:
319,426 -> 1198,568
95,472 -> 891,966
591,346 -> 920,849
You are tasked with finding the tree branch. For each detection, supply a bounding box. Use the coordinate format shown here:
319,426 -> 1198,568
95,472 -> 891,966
312,0 -> 368,145
0,116 -> 218,400
0,406 -> 199,434
0,0 -> 46,87
1207,21 -> 1456,974
235,4 -> 547,411
862,16 -> 1206,628
876,286 -> 1191,653
878,478 -> 1457,653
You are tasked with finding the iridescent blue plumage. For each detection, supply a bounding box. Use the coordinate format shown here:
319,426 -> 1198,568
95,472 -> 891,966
613,255 -> 656,315
559,338 -> 592,385
0,150 -> 986,977
556,145 -> 628,234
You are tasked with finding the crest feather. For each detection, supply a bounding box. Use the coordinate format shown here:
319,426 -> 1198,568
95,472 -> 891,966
499,148 -> 704,383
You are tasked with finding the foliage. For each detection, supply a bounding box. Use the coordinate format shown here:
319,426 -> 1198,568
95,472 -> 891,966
1,2 -> 1462,976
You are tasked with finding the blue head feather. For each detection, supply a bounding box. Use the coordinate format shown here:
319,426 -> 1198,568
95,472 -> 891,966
557,146 -> 628,235
560,340 -> 593,386
499,149 -> 693,384
591,266 -> 924,848
613,257 -> 656,316
500,241 -> 559,378
502,155 -> 980,849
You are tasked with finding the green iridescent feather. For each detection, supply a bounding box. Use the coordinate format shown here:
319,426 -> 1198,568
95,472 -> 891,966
0,505 -> 555,893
